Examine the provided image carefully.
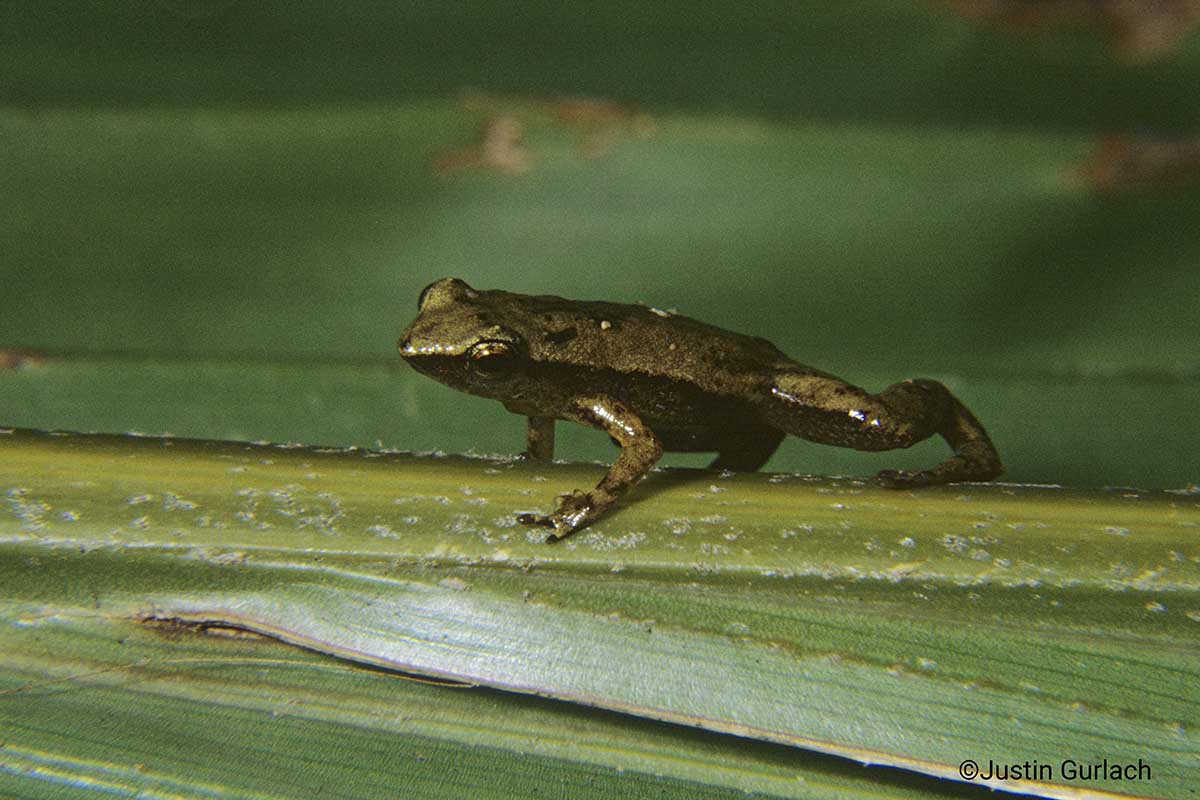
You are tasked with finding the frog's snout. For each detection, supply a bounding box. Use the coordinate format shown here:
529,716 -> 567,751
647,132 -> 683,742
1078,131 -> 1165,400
396,320 -> 422,358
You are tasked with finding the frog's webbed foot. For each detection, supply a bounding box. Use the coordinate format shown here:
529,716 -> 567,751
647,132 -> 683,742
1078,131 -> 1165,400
873,468 -> 937,489
874,437 -> 999,487
517,489 -> 601,542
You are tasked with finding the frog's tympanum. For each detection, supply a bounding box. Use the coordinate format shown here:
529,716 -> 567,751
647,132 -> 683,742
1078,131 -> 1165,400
399,278 -> 1003,540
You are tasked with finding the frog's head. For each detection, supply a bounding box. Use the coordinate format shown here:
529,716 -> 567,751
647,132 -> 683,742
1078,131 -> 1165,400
398,277 -> 529,398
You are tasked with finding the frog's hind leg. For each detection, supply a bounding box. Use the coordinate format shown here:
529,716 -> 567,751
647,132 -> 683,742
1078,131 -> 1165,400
708,426 -> 785,472
655,422 -> 784,472
763,373 -> 1003,487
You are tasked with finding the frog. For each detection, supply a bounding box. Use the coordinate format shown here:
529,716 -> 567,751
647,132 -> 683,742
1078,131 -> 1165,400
398,278 -> 1003,541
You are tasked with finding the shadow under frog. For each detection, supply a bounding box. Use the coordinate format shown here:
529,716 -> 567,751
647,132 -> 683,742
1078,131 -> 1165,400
398,278 -> 1003,541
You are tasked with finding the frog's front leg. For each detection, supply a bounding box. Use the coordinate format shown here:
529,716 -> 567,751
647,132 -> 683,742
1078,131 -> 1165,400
517,396 -> 662,541
524,416 -> 555,461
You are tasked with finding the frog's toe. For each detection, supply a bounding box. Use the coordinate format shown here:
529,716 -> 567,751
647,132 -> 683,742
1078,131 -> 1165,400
517,513 -> 572,543
518,490 -> 599,542
516,511 -> 555,528
873,468 -> 933,488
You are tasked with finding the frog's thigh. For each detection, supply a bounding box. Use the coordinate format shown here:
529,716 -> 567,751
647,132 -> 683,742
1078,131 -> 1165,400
763,374 -> 925,449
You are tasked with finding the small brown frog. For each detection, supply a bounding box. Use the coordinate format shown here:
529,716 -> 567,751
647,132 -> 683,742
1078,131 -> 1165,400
399,278 -> 1002,540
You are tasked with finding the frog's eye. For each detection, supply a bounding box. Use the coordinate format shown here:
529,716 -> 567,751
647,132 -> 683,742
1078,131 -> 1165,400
417,281 -> 438,310
467,340 -> 519,377
418,277 -> 477,310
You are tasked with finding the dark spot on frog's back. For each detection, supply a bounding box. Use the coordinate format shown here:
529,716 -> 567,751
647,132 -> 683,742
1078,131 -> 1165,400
544,326 -> 578,346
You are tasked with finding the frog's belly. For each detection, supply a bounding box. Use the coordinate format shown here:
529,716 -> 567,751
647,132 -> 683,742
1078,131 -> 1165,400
619,384 -> 766,452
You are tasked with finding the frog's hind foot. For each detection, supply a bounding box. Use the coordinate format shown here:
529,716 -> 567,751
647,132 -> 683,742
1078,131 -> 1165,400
874,468 -> 931,488
870,380 -> 1004,487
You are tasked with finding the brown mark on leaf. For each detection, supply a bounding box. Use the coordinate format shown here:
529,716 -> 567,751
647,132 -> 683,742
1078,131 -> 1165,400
140,615 -> 272,642
439,91 -> 656,173
0,349 -> 50,369
432,114 -> 535,177
936,0 -> 1200,62
139,614 -> 476,687
1076,135 -> 1200,192
541,95 -> 658,159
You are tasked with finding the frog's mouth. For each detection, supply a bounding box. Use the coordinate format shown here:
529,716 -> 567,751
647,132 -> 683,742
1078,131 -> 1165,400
398,344 -> 455,375
395,337 -> 465,386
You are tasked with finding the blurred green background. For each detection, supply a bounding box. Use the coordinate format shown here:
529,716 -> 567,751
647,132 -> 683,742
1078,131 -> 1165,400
2,1 -> 1197,487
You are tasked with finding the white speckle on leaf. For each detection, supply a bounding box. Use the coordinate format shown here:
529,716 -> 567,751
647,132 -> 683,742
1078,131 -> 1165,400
663,518 -> 691,535
162,493 -> 197,511
942,535 -> 969,554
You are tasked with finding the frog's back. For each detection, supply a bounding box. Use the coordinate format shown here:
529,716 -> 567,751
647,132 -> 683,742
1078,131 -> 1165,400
487,289 -> 795,396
